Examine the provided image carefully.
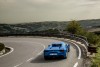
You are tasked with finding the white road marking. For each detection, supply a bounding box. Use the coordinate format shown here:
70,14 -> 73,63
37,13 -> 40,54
26,57 -> 34,62
0,46 -> 14,58
70,41 -> 81,59
76,42 -> 88,52
14,63 -> 23,67
66,38 -> 88,58
73,62 -> 78,67
66,39 -> 81,59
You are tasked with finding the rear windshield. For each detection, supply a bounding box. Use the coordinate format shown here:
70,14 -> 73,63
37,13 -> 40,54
52,44 -> 62,47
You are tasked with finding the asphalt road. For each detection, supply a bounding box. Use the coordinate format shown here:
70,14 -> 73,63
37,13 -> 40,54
0,37 -> 84,67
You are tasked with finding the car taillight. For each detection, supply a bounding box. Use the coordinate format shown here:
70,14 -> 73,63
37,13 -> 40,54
60,50 -> 64,52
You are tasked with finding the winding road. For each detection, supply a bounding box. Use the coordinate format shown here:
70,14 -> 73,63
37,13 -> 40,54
0,37 -> 85,67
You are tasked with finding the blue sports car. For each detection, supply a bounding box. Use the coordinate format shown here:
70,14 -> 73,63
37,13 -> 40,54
44,42 -> 70,60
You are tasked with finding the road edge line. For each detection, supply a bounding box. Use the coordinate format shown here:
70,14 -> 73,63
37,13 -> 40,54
0,46 -> 14,58
73,62 -> 78,67
66,40 -> 81,59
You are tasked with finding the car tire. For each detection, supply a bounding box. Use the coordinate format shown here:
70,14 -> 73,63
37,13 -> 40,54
44,57 -> 48,60
68,48 -> 70,52
64,56 -> 67,59
63,56 -> 67,59
63,54 -> 67,59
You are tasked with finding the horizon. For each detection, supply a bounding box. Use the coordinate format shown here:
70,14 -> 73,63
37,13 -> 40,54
0,19 -> 100,24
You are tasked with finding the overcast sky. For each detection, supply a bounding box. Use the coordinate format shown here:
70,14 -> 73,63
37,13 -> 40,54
0,0 -> 100,23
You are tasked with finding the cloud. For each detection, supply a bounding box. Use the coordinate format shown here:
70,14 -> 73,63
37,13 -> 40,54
1,0 -> 100,23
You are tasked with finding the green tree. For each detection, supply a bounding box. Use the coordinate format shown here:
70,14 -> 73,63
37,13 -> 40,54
65,20 -> 99,46
86,32 -> 99,46
66,20 -> 84,34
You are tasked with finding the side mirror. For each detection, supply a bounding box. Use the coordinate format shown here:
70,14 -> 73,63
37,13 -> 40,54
66,44 -> 70,48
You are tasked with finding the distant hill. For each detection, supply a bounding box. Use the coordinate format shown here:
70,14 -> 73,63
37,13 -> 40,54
0,19 -> 100,35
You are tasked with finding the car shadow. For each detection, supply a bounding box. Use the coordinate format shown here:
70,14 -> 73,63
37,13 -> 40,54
30,53 -> 64,63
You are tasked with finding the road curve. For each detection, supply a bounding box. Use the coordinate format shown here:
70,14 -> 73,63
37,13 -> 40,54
0,37 -> 84,67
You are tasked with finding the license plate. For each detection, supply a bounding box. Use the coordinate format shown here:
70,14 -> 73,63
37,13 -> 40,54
50,53 -> 57,55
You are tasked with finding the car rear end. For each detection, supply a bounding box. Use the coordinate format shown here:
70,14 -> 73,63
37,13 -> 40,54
44,49 -> 67,59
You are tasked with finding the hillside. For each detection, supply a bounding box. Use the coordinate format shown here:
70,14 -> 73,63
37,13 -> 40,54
0,19 -> 100,35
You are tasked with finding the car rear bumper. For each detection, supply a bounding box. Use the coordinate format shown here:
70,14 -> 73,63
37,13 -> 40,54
44,53 -> 66,59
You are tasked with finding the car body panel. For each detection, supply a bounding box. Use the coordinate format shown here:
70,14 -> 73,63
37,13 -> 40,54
44,42 -> 70,59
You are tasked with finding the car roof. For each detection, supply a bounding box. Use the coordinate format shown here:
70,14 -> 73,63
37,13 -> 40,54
51,42 -> 65,45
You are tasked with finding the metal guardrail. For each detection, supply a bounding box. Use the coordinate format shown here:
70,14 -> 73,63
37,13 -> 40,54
63,34 -> 89,51
70,34 -> 89,46
68,34 -> 89,53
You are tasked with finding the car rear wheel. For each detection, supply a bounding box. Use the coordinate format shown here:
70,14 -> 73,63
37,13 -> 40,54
62,54 -> 67,59
44,56 -> 48,60
63,56 -> 67,59
68,48 -> 70,52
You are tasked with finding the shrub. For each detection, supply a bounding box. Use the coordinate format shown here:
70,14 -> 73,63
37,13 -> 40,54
66,20 -> 100,46
0,43 -> 5,51
86,32 -> 100,46
66,20 -> 83,34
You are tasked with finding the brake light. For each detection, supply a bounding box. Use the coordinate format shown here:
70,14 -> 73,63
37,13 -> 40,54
60,50 -> 64,52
